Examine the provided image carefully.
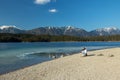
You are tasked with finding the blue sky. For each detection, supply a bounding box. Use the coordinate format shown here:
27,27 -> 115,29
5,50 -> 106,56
0,0 -> 120,31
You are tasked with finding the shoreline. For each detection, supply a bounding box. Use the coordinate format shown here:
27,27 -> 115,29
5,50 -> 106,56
0,46 -> 116,75
1,41 -> 120,43
1,47 -> 120,80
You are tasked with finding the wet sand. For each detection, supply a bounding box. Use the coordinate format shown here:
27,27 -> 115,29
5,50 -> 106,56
0,48 -> 120,80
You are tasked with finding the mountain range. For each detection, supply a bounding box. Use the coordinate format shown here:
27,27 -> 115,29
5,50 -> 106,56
0,25 -> 120,37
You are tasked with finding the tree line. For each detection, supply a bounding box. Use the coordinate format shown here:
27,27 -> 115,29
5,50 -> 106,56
0,33 -> 120,42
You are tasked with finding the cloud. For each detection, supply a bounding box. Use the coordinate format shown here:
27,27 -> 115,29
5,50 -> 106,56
34,0 -> 51,5
49,9 -> 58,13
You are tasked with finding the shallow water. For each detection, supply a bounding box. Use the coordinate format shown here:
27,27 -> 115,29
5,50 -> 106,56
0,42 -> 120,74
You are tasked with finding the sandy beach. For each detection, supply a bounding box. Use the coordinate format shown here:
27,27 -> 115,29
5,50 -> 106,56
0,48 -> 120,80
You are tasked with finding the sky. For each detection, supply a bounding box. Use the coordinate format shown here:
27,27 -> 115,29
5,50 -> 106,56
0,0 -> 120,31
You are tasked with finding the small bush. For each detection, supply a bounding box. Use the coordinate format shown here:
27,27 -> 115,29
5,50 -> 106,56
108,54 -> 114,57
97,54 -> 104,56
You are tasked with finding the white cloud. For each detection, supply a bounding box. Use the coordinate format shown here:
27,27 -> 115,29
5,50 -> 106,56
34,0 -> 51,5
49,9 -> 58,13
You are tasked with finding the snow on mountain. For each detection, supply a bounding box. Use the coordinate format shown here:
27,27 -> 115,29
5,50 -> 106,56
61,26 -> 88,36
96,27 -> 119,32
0,25 -> 21,30
66,26 -> 74,30
0,25 -> 25,34
0,25 -> 120,36
90,27 -> 120,36
27,26 -> 89,36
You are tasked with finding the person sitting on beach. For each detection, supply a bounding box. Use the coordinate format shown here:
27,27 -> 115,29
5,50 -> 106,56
81,47 -> 87,56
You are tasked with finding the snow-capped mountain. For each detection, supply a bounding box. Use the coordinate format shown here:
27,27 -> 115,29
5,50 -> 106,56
90,27 -> 120,36
0,25 -> 25,33
27,26 -> 89,36
63,26 -> 89,36
0,25 -> 19,30
27,26 -> 64,35
0,25 -> 120,36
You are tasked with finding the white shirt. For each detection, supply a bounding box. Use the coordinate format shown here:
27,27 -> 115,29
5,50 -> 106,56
81,49 -> 87,55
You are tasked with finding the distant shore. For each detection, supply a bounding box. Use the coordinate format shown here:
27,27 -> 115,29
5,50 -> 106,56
1,33 -> 120,42
0,47 -> 120,80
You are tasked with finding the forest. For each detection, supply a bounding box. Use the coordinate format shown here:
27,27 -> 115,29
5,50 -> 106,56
0,33 -> 120,42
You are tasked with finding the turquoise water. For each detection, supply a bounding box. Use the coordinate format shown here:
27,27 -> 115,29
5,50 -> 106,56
0,42 -> 120,74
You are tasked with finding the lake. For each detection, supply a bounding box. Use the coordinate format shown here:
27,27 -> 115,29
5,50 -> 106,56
0,42 -> 120,74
